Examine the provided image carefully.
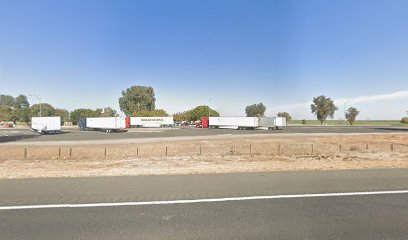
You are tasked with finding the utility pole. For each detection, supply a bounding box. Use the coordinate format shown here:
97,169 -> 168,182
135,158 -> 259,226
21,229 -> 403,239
208,97 -> 212,118
343,99 -> 351,121
29,94 -> 42,117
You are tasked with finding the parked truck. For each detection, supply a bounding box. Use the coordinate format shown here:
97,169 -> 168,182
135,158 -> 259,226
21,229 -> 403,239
80,117 -> 129,132
31,117 -> 61,134
258,117 -> 287,130
209,117 -> 258,130
202,116 -> 286,130
130,117 -> 173,128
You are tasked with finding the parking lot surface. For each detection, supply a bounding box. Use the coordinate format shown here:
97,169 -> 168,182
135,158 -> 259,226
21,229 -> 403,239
0,126 -> 407,143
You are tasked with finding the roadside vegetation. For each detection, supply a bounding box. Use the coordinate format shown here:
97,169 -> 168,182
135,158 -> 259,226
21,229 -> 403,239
0,94 -> 30,124
245,103 -> 266,117
277,112 -> 292,122
173,106 -> 219,122
310,95 -> 338,124
290,120 -> 406,126
1,90 -> 407,127
345,107 -> 360,125
2,133 -> 408,178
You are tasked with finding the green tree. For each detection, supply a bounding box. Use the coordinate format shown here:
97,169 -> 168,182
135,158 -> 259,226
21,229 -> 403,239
70,108 -> 102,125
401,117 -> 408,125
277,112 -> 292,121
55,108 -> 70,124
0,95 -> 15,121
0,106 -> 13,121
13,95 -> 29,108
0,95 -> 14,107
101,107 -> 118,117
134,109 -> 169,117
119,86 -> 156,116
189,106 -> 219,121
14,95 -> 30,123
245,103 -> 266,117
311,95 -> 338,124
173,111 -> 191,122
345,107 -> 360,125
30,103 -> 55,117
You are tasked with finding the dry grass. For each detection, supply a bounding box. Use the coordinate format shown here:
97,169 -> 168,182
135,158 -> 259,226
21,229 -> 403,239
0,134 -> 408,179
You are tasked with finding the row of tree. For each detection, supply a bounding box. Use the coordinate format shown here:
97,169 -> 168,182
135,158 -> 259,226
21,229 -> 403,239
0,94 -> 120,125
243,96 -> 359,125
173,106 -> 220,122
0,90 -> 375,126
70,107 -> 118,125
118,86 -> 220,122
311,95 -> 360,125
243,103 -> 292,121
0,95 -> 31,123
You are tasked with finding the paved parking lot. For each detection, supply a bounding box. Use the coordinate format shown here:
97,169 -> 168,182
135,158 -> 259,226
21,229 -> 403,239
0,126 -> 407,143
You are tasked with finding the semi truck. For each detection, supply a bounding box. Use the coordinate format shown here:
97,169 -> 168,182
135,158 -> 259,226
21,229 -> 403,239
258,117 -> 287,130
130,117 -> 174,128
201,117 -> 287,130
80,117 -> 129,132
209,117 -> 258,130
31,117 -> 61,134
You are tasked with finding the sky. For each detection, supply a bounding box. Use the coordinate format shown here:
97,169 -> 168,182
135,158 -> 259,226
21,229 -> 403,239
0,0 -> 407,120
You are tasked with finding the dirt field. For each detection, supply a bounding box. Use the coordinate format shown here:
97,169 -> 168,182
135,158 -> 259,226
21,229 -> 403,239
1,133 -> 408,179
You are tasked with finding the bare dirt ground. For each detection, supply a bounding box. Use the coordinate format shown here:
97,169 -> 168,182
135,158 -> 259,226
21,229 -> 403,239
0,133 -> 407,179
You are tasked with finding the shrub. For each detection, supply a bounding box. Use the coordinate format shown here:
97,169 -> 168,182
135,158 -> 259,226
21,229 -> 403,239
401,117 -> 408,124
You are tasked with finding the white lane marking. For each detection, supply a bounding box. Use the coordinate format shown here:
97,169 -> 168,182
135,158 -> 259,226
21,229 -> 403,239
1,190 -> 407,211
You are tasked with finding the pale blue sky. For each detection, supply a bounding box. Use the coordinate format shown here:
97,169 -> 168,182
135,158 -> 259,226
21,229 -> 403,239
0,0 -> 407,119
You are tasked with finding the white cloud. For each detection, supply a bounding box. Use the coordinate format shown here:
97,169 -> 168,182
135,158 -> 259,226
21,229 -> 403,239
266,90 -> 408,120
335,90 -> 408,105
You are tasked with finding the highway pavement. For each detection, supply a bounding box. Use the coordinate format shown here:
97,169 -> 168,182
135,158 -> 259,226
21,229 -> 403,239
0,125 -> 407,143
1,169 -> 408,239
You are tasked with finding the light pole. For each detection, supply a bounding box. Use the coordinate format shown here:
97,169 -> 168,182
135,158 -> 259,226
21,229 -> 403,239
9,106 -> 15,124
29,94 -> 42,117
208,97 -> 212,119
343,99 -> 351,122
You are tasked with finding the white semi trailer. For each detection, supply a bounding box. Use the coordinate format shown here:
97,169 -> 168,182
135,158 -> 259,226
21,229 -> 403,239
273,117 -> 287,129
209,117 -> 258,130
83,117 -> 128,132
258,117 -> 287,130
130,117 -> 174,128
208,117 -> 286,130
31,117 -> 61,134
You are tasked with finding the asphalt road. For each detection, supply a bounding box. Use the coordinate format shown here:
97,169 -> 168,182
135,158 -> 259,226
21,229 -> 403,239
1,169 -> 408,239
0,125 -> 407,143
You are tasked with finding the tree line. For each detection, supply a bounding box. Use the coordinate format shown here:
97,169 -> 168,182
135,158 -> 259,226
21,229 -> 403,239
0,94 -> 119,125
2,88 -> 406,126
118,86 -> 220,122
241,96 -> 363,125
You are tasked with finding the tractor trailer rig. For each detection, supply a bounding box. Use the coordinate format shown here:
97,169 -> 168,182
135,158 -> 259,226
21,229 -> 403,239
80,117 -> 129,133
201,117 -> 287,130
130,117 -> 174,128
31,117 -> 62,134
